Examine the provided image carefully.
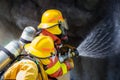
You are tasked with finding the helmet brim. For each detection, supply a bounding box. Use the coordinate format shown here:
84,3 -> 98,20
25,43 -> 54,58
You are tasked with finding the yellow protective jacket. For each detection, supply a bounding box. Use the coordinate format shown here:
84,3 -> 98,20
38,30 -> 74,78
3,59 -> 48,80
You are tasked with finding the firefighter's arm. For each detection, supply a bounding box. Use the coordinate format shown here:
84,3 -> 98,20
43,55 -> 74,78
63,58 -> 74,71
42,44 -> 78,78
58,44 -> 79,73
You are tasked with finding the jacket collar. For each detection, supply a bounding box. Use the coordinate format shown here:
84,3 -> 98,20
41,29 -> 61,45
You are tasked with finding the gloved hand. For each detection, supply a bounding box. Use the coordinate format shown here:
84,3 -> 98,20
58,44 -> 79,63
59,45 -> 69,55
69,48 -> 79,57
59,44 -> 79,57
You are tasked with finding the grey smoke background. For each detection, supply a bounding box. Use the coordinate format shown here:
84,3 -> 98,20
0,0 -> 103,46
0,0 -> 120,80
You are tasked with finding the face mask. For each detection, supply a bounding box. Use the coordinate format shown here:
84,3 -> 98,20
62,19 -> 69,30
59,19 -> 69,33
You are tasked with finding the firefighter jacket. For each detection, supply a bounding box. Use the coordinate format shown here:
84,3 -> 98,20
3,59 -> 48,80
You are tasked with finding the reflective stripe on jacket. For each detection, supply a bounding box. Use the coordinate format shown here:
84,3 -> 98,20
39,30 -> 74,78
40,55 -> 72,78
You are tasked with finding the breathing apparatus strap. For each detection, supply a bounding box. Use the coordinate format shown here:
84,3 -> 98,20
19,38 -> 31,43
0,45 -> 15,60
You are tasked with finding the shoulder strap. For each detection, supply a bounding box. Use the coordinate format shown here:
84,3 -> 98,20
35,28 -> 42,37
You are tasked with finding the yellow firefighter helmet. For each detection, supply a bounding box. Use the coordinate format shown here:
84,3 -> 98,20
38,9 -> 65,35
25,35 -> 56,58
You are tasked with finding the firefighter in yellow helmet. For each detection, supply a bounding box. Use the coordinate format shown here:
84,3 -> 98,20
34,9 -> 74,79
3,9 -> 76,80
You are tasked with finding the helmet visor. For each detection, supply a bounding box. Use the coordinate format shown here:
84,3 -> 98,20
60,19 -> 69,30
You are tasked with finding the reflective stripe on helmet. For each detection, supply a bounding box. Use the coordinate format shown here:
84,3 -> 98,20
45,61 -> 61,74
61,63 -> 67,75
48,16 -> 62,22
